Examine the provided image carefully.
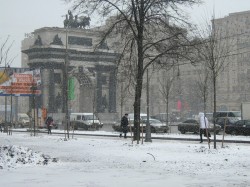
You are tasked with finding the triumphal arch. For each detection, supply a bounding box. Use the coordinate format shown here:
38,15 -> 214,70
22,25 -> 119,118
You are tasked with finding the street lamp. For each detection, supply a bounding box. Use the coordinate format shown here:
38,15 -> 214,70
145,69 -> 152,142
30,69 -> 38,136
64,23 -> 70,139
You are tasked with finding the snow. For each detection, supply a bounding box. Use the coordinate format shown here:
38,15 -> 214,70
0,130 -> 250,187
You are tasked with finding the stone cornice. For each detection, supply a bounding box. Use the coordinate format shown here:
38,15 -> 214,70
22,47 -> 120,63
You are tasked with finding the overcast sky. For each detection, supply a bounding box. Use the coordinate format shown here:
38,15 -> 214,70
0,0 -> 249,67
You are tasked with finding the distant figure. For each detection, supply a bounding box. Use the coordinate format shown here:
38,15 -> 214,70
120,113 -> 128,138
199,112 -> 211,143
45,117 -> 54,134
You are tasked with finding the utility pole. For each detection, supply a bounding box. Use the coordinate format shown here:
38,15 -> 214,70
145,69 -> 152,142
9,66 -> 13,135
31,70 -> 37,136
64,25 -> 70,139
120,83 -> 123,119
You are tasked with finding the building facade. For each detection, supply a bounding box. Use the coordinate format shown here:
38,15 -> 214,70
20,10 -> 250,122
172,10 -> 250,115
22,27 -> 119,121
213,10 -> 250,111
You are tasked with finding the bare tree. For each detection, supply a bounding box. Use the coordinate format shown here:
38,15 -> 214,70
67,0 -> 201,142
159,68 -> 175,128
196,17 -> 235,149
0,36 -> 16,67
195,63 -> 211,115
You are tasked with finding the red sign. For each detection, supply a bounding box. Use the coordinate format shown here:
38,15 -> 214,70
0,70 -> 41,96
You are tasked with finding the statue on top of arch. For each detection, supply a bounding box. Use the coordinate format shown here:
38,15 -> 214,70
63,10 -> 91,29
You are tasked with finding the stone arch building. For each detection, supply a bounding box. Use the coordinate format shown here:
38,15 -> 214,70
22,27 -> 119,118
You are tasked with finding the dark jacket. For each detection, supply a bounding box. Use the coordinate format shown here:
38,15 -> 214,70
121,116 -> 128,128
46,117 -> 53,127
121,116 -> 128,133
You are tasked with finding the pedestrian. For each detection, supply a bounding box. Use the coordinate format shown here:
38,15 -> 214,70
199,112 -> 211,143
45,116 -> 54,134
120,113 -> 128,138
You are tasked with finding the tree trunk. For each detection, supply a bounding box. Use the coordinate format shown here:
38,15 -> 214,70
213,72 -> 217,149
133,28 -> 144,143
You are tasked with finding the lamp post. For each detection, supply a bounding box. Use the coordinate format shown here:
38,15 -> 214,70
64,24 -> 70,139
145,69 -> 152,142
30,70 -> 37,136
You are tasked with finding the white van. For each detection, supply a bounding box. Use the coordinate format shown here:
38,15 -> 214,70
17,113 -> 30,128
70,113 -> 103,130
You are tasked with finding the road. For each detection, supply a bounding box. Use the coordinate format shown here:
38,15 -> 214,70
101,123 -> 180,133
9,122 -> 250,144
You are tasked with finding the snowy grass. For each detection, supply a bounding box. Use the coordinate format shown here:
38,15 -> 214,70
0,131 -> 250,187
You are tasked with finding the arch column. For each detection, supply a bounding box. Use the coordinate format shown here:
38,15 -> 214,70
109,70 -> 116,112
41,68 -> 55,113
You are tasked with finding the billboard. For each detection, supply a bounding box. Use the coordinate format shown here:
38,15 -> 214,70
0,69 -> 41,96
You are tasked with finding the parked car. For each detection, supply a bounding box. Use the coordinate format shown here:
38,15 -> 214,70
142,119 -> 169,133
16,113 -> 31,128
150,113 -> 169,122
214,111 -> 241,120
112,120 -> 123,132
178,119 -> 221,134
70,113 -> 103,130
225,120 -> 250,135
215,117 -> 238,129
112,119 -> 145,132
112,118 -> 169,133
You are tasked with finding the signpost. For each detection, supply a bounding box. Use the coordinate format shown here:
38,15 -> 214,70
0,69 -> 41,135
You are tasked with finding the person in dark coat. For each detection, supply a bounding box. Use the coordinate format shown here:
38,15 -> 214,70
120,113 -> 129,138
45,116 -> 54,134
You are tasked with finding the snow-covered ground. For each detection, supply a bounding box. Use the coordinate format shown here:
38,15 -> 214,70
0,130 -> 250,187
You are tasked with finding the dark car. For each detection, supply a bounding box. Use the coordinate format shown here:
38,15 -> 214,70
225,120 -> 250,135
215,117 -> 238,129
178,119 -> 221,134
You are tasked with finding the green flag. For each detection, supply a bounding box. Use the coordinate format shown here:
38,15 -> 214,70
68,77 -> 75,100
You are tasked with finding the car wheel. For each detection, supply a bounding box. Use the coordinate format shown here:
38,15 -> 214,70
150,127 -> 156,133
180,130 -> 186,134
231,130 -> 237,135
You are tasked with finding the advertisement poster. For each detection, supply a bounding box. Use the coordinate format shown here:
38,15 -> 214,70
0,69 -> 41,96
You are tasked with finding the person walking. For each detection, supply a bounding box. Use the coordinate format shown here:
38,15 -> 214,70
45,116 -> 54,134
199,112 -> 211,143
120,113 -> 128,138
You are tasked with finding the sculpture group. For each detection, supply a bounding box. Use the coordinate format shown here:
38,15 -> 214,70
64,10 -> 90,29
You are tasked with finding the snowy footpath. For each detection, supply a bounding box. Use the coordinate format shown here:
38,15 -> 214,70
0,131 -> 250,187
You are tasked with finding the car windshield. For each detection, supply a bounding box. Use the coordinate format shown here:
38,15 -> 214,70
228,118 -> 239,123
149,119 -> 162,124
183,120 -> 197,123
140,116 -> 148,120
20,117 -> 29,121
231,112 -> 241,117
84,115 -> 97,120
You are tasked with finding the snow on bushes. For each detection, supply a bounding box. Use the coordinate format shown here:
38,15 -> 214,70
0,145 -> 58,169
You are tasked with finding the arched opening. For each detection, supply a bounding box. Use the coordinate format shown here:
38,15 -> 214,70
69,72 -> 95,113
